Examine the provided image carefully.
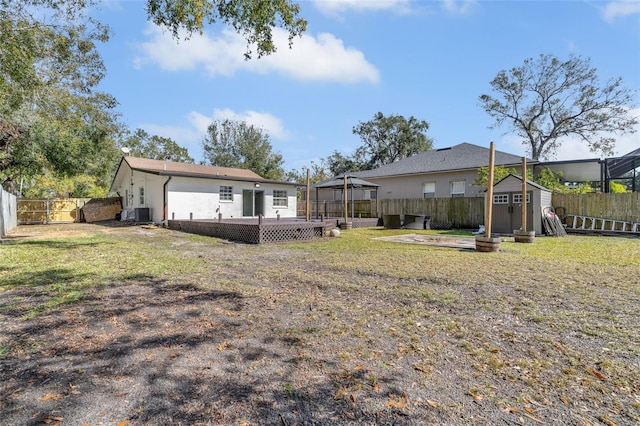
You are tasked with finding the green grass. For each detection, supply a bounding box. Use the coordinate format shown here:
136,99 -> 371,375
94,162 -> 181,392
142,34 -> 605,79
0,229 -> 212,318
1,224 -> 639,423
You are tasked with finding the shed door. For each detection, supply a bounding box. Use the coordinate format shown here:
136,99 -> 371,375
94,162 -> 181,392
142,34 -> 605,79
511,192 -> 533,232
491,192 -> 533,234
492,193 -> 511,234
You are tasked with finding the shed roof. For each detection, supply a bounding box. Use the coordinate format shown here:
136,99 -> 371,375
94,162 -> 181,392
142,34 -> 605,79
352,143 -> 534,179
493,174 -> 550,192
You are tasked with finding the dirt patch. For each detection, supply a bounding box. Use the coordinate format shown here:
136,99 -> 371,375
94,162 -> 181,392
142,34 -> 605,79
1,224 -> 638,425
373,233 -> 478,249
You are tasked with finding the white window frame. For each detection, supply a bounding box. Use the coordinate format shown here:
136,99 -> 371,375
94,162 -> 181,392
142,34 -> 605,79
450,180 -> 465,198
422,182 -> 435,199
493,194 -> 509,204
139,186 -> 145,205
273,190 -> 288,207
513,193 -> 530,204
363,189 -> 377,200
220,185 -> 233,202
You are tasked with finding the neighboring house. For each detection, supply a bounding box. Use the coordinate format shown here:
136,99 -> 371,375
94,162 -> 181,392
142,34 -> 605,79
310,143 -> 534,201
110,157 -> 298,225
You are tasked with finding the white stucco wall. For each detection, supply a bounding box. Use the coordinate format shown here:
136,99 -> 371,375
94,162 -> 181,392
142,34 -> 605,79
167,177 -> 297,222
112,163 -> 297,223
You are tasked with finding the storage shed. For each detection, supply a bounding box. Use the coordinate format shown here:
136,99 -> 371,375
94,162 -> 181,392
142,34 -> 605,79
488,174 -> 552,235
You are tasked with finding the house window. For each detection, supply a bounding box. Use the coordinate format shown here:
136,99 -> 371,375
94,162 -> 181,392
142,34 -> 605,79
450,180 -> 465,198
493,194 -> 509,204
124,189 -> 129,207
220,185 -> 233,201
273,190 -> 288,207
363,189 -> 377,200
139,187 -> 145,205
422,182 -> 435,199
513,193 -> 530,204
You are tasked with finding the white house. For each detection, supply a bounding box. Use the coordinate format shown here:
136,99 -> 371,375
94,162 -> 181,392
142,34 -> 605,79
110,157 -> 298,225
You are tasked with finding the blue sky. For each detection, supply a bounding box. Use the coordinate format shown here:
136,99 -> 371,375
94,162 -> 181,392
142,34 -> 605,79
93,0 -> 640,171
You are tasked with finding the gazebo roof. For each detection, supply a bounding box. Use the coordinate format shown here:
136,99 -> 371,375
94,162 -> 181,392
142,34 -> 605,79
312,175 -> 380,190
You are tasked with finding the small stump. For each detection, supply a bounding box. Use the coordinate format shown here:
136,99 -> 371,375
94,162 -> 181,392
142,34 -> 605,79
513,230 -> 535,243
475,236 -> 501,252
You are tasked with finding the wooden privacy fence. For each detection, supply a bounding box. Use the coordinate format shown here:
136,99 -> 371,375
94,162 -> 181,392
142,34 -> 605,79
380,197 -> 485,229
552,192 -> 639,222
17,198 -> 91,224
296,193 -> 638,230
298,200 -> 378,219
297,198 -> 484,228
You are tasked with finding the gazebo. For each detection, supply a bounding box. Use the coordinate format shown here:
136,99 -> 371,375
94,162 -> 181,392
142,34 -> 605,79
312,175 -> 380,222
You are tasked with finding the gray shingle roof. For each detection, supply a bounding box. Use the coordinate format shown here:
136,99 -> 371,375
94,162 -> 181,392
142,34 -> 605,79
352,143 -> 534,178
312,176 -> 379,189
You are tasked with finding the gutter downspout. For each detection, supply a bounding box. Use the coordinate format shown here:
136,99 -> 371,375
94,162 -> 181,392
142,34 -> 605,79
163,176 -> 172,225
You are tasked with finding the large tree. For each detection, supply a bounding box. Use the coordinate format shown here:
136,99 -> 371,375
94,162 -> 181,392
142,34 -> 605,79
121,129 -> 194,163
351,112 -> 433,170
202,119 -> 285,180
1,0 -> 307,192
146,0 -> 307,59
285,159 -> 331,184
479,54 -> 638,160
325,150 -> 361,176
0,0 -> 120,192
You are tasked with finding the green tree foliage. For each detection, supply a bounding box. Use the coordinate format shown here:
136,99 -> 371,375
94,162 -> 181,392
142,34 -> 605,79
0,0 -> 120,193
609,180 -> 628,193
325,150 -> 361,176
534,168 -> 594,194
480,54 -> 638,160
352,112 -> 434,170
285,160 -> 331,184
122,129 -> 194,163
146,0 -> 307,59
202,119 -> 285,180
473,166 -> 519,188
22,172 -> 110,198
1,0 -> 307,193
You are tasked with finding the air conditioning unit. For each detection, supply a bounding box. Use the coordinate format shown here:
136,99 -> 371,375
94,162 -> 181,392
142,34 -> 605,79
135,207 -> 150,222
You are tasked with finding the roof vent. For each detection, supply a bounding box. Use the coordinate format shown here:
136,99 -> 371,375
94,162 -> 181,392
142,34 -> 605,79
436,147 -> 452,152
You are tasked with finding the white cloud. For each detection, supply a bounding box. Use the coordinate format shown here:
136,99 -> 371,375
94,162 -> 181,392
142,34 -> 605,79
441,0 -> 478,15
210,108 -> 290,140
140,123 -> 201,145
186,109 -> 290,140
601,0 -> 640,22
134,25 -> 380,84
312,0 -> 413,16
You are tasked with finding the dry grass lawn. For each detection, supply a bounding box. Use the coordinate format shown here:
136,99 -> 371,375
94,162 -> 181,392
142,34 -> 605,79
1,223 -> 639,425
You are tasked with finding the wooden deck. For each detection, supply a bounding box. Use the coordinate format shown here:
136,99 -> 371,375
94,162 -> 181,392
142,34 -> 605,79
168,218 -> 335,244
